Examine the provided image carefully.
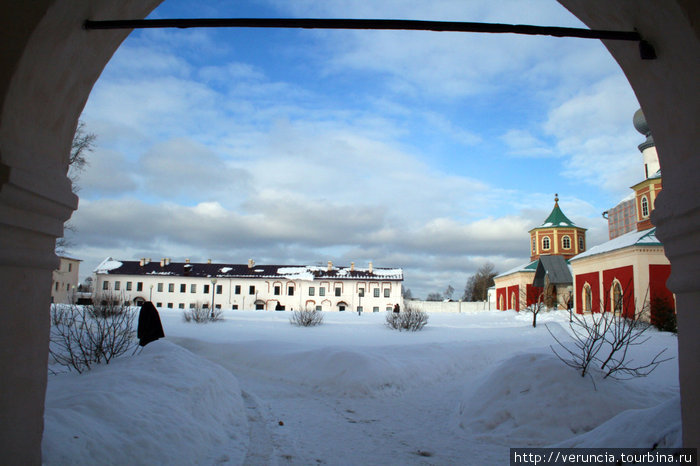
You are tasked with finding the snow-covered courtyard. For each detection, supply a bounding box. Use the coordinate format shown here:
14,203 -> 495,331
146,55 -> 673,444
42,309 -> 681,465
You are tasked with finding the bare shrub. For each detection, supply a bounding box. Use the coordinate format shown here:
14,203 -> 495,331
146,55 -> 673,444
386,305 -> 428,332
49,297 -> 137,374
183,303 -> 223,323
290,308 -> 324,327
547,290 -> 672,380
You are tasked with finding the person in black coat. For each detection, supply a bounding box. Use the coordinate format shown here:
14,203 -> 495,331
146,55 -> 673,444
137,301 -> 165,347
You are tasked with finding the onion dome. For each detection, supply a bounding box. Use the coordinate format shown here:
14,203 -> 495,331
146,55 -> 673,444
633,108 -> 655,152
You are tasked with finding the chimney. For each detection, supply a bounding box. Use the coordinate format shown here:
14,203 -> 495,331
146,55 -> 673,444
369,262 -> 373,274
165,258 -> 170,265
350,262 -> 355,272
185,258 -> 190,264
327,260 -> 333,271
248,259 -> 255,269
160,259 -> 165,267
145,258 -> 151,265
207,259 -> 212,264
139,258 -> 145,266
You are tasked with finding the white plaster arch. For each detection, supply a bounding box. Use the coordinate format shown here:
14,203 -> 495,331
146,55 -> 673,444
0,2 -> 698,462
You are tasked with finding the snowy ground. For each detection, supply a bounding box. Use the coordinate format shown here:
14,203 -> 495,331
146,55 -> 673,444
42,309 -> 681,465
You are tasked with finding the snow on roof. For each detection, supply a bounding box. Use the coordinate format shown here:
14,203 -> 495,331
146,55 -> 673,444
571,227 -> 662,261
277,266 -> 318,281
220,267 -> 232,273
495,260 -> 538,279
94,257 -> 123,274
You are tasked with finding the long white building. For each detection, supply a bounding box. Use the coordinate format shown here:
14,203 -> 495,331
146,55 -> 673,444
93,257 -> 403,312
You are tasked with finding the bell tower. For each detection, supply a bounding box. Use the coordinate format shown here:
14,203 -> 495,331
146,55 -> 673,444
529,194 -> 587,261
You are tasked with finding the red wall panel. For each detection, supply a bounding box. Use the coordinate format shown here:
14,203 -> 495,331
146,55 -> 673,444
602,265 -> 635,317
496,287 -> 507,311
575,271 -> 600,314
507,285 -> 520,311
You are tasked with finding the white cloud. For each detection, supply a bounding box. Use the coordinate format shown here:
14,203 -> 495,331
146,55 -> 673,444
501,129 -> 555,158
544,74 -> 641,193
69,0 -> 643,300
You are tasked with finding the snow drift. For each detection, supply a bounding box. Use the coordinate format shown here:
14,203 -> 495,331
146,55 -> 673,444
43,340 -> 249,465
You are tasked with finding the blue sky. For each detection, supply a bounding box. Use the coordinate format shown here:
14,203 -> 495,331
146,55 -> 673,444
69,0 -> 645,299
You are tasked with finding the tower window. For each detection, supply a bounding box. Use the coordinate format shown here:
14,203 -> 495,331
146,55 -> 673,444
641,196 -> 650,217
562,236 -> 571,249
531,237 -> 536,253
542,236 -> 550,250
579,237 -> 584,251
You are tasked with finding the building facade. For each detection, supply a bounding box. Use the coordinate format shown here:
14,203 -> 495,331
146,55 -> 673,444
494,196 -> 582,311
93,258 -> 403,313
603,194 -> 636,240
50,256 -> 80,304
570,109 -> 673,321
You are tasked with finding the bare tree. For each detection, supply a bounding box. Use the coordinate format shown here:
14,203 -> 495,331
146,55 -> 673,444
444,285 -> 455,300
523,278 -> 555,328
463,262 -> 498,301
402,288 -> 413,300
68,120 -> 95,187
426,292 -> 443,302
547,286 -> 672,380
56,120 -> 95,254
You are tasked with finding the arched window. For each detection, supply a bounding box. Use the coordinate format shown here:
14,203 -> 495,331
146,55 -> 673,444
611,281 -> 623,315
542,236 -> 550,250
579,236 -> 584,251
641,196 -> 649,217
582,284 -> 592,313
562,236 -> 571,249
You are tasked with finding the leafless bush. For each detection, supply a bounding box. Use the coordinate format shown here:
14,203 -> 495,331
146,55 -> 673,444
547,290 -> 672,380
290,308 -> 324,327
386,305 -> 429,332
547,311 -> 608,378
49,297 -> 137,374
183,303 -> 223,323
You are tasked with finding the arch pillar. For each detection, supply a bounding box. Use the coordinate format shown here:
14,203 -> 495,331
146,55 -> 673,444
559,0 -> 700,448
0,2 -> 162,463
